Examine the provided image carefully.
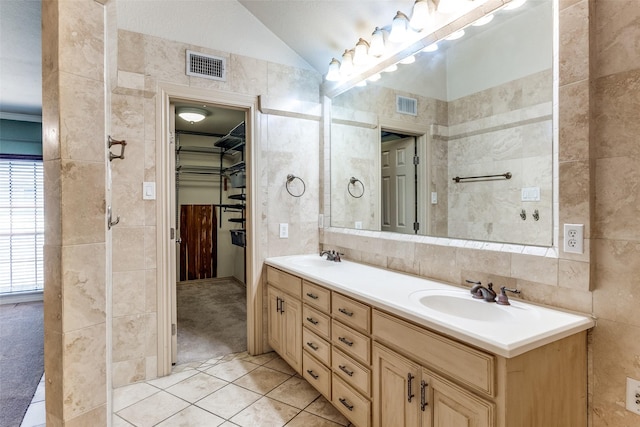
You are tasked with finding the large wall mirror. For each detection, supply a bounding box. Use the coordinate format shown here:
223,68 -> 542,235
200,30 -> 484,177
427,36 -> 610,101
330,0 -> 554,247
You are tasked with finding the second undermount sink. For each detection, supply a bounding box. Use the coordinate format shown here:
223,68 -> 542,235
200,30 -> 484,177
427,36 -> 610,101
409,289 -> 520,322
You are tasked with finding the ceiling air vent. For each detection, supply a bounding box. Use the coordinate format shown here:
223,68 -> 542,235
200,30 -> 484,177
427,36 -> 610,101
186,50 -> 226,81
396,96 -> 418,116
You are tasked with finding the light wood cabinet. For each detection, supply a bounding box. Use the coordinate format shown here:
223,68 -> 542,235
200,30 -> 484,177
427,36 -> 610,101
266,267 -> 302,375
265,266 -> 588,427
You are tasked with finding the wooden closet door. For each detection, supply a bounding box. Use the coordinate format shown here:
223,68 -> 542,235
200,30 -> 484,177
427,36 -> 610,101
179,205 -> 216,281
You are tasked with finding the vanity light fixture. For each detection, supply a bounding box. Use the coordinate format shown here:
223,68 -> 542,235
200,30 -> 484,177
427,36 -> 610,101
422,42 -> 439,52
388,11 -> 410,43
326,58 -> 341,81
399,55 -> 416,65
445,29 -> 465,41
368,73 -> 382,82
369,27 -> 386,57
437,0 -> 467,15
409,0 -> 436,30
177,107 -> 208,123
504,0 -> 527,10
340,49 -> 355,76
472,13 -> 494,26
383,63 -> 398,73
353,38 -> 371,65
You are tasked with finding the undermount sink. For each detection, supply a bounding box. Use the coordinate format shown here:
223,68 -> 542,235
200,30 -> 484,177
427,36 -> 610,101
288,255 -> 340,268
409,289 -> 521,322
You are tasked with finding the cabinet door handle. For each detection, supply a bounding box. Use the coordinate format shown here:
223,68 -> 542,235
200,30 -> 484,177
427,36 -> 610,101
306,341 -> 319,351
306,317 -> 319,325
276,297 -> 281,313
280,298 -> 285,315
339,397 -> 354,411
306,292 -> 319,300
306,369 -> 319,380
407,373 -> 415,402
338,307 -> 354,317
339,365 -> 354,377
338,336 -> 354,347
420,380 -> 428,411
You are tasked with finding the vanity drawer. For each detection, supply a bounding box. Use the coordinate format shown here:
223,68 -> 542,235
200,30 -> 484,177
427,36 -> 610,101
332,320 -> 371,365
332,293 -> 371,333
303,327 -> 331,366
266,266 -> 301,298
332,347 -> 371,397
303,281 -> 331,313
303,351 -> 331,400
372,309 -> 496,397
332,374 -> 371,427
303,305 -> 331,339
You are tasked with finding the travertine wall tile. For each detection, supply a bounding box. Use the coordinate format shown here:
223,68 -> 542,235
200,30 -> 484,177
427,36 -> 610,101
515,279 -> 592,313
60,160 -> 106,246
594,0 -> 640,78
558,259 -> 591,291
558,160 -> 590,238
559,0 -> 590,85
594,156 -> 640,241
456,247 -> 511,277
61,244 -> 106,333
112,358 -> 146,389
58,0 -> 104,81
591,319 -> 640,427
112,315 -> 146,362
511,253 -> 558,286
62,324 -> 107,420
593,239 -> 640,326
65,404 -> 106,427
112,270 -> 146,318
118,30 -> 145,74
558,80 -> 590,161
112,227 -> 145,272
593,69 -> 640,160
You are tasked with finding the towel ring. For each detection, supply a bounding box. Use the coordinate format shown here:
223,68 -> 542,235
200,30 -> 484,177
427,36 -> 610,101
286,174 -> 306,197
348,177 -> 365,198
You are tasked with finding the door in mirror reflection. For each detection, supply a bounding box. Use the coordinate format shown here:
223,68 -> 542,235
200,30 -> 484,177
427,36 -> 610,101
381,133 -> 417,235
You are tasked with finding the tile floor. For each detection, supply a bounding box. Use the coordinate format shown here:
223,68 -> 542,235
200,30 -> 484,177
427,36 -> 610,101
20,351 -> 352,427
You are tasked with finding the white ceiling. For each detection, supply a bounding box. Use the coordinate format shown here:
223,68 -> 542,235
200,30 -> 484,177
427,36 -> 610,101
0,0 -> 419,119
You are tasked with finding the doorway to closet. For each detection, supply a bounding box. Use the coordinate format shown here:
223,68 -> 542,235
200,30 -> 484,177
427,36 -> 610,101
171,101 -> 248,365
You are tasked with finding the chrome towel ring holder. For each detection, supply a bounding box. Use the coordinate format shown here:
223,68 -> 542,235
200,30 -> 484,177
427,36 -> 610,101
348,177 -> 365,198
286,174 -> 306,197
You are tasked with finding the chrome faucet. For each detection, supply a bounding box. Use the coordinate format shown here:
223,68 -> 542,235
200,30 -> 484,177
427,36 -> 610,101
468,281 -> 497,302
320,250 -> 342,262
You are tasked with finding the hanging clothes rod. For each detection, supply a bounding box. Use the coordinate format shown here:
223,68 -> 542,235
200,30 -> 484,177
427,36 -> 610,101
452,172 -> 512,183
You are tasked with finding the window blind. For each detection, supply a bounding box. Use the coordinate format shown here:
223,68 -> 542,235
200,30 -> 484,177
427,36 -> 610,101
0,157 -> 44,294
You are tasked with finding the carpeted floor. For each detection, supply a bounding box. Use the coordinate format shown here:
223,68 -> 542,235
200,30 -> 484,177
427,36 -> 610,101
177,277 -> 247,364
0,301 -> 44,427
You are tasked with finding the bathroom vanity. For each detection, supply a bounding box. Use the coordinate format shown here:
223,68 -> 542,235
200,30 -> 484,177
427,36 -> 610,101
264,254 -> 594,427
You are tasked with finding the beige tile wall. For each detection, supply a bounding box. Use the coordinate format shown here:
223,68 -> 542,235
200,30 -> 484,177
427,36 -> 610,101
42,0 -> 108,425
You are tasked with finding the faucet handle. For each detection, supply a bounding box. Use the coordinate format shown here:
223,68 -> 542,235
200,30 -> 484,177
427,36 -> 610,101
496,286 -> 521,306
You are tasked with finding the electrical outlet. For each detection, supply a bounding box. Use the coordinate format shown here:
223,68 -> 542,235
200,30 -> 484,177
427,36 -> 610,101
279,223 -> 288,239
431,192 -> 438,204
318,214 -> 324,228
355,221 -> 363,229
563,224 -> 584,254
626,377 -> 640,415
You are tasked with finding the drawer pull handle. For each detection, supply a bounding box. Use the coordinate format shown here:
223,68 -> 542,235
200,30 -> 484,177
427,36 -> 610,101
338,336 -> 354,347
338,307 -> 354,317
306,317 -> 319,325
339,397 -> 354,411
339,365 -> 354,377
306,292 -> 319,300
306,341 -> 319,351
407,373 -> 415,402
420,380 -> 428,411
306,369 -> 319,380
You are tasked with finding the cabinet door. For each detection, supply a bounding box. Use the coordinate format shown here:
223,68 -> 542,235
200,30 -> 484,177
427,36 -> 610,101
421,368 -> 494,427
281,294 -> 302,374
372,343 -> 421,427
267,285 -> 283,354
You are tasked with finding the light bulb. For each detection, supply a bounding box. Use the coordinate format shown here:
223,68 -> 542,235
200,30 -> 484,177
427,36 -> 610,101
369,27 -> 385,57
353,38 -> 370,66
389,11 -> 410,43
409,0 -> 434,31
340,49 -> 354,76
326,58 -> 341,82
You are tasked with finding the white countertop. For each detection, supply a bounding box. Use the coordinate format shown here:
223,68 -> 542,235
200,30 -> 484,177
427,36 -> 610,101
264,254 -> 595,358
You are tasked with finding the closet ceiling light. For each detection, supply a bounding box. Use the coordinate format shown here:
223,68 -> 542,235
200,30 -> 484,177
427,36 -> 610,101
177,108 -> 207,123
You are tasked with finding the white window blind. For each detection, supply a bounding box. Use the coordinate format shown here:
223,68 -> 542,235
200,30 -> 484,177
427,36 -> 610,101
0,158 -> 44,294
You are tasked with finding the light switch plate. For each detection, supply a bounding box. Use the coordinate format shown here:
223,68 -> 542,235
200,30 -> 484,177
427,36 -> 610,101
143,182 -> 156,200
279,223 -> 288,238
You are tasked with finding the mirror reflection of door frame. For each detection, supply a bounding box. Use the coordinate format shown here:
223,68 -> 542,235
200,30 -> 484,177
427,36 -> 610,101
156,83 -> 261,377
378,120 -> 430,236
